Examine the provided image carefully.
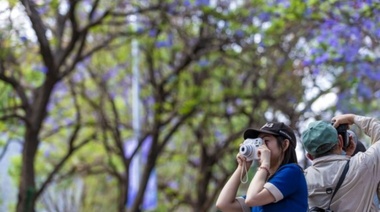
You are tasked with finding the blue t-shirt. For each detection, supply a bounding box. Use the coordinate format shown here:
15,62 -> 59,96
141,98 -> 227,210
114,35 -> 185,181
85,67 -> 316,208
246,163 -> 308,212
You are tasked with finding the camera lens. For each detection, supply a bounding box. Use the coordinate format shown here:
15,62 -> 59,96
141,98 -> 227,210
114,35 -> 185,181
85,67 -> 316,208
240,145 -> 253,157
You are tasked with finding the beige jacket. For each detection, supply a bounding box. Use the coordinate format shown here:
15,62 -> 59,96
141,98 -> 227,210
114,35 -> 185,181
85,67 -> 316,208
305,115 -> 380,212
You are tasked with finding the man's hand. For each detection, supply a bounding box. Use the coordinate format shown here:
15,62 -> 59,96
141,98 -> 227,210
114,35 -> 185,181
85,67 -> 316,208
345,134 -> 356,156
332,114 -> 356,128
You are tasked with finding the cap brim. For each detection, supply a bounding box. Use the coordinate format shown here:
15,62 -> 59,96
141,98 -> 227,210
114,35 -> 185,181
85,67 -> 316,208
244,129 -> 280,139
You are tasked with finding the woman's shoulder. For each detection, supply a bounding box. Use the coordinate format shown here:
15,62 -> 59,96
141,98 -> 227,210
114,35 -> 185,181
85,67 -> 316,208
278,163 -> 303,173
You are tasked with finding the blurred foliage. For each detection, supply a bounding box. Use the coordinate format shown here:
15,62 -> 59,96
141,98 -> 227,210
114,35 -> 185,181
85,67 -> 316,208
0,0 -> 380,211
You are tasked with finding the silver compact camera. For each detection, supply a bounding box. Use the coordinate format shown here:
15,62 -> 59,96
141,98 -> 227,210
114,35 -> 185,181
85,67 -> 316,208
239,138 -> 263,161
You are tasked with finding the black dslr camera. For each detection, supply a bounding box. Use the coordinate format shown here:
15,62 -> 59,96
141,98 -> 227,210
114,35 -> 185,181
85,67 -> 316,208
333,123 -> 350,150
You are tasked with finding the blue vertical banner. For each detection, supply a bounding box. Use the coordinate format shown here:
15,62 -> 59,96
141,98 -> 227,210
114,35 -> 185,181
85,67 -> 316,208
129,10 -> 156,210
141,136 -> 157,210
125,138 -> 139,208
125,136 -> 157,210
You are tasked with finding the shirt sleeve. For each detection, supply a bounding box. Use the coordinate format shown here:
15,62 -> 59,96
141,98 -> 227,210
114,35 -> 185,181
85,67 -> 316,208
354,115 -> 380,145
236,197 -> 251,212
353,115 -> 380,176
263,164 -> 303,202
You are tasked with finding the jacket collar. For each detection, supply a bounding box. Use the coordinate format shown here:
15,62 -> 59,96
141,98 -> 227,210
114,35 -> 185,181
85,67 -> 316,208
312,154 -> 349,166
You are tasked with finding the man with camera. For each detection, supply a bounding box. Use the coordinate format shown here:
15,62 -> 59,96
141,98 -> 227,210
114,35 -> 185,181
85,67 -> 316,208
302,114 -> 380,211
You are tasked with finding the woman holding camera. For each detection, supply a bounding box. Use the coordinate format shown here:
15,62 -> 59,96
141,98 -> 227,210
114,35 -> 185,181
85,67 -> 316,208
216,122 -> 308,212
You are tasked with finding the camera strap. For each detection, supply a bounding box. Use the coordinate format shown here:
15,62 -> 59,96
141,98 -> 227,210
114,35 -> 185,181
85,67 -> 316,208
240,162 -> 249,184
326,159 -> 350,210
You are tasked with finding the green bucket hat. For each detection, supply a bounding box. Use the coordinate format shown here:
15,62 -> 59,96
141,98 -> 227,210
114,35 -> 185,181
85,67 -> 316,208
302,120 -> 338,156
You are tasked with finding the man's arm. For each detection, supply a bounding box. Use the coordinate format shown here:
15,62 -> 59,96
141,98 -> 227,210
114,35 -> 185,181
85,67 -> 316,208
354,115 -> 380,145
332,114 -> 380,145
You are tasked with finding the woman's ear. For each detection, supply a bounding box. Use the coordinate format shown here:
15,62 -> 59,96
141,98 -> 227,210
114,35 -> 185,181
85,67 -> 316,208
282,139 -> 290,152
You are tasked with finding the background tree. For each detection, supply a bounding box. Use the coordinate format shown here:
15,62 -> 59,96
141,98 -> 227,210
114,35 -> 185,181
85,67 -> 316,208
1,0 -> 380,212
0,0 -> 161,211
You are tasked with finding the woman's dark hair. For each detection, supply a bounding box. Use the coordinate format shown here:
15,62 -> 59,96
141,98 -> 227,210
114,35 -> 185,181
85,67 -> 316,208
276,136 -> 298,166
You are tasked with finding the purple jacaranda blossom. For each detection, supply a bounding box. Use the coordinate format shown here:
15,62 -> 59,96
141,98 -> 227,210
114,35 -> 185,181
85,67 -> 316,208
143,96 -> 155,107
314,53 -> 329,65
278,0 -> 290,8
136,27 -> 145,34
196,0 -> 209,6
190,157 -> 200,166
276,58 -> 285,66
198,59 -> 209,67
109,91 -> 116,100
155,33 -> 173,48
357,82 -> 372,99
36,6 -> 48,15
63,117 -> 74,126
20,36 -> 27,43
234,29 -> 245,39
332,57 -> 343,63
343,46 -> 359,63
337,91 -> 349,103
226,105 -> 234,115
52,81 -> 68,95
375,29 -> 380,38
218,0 -> 230,9
33,65 -> 48,74
374,90 -> 380,98
184,0 -> 191,7
85,89 -> 98,99
349,27 -> 361,40
258,42 -> 266,48
356,63 -> 372,77
327,37 -> 339,48
302,59 -> 312,66
214,130 -> 224,141
258,12 -> 271,22
167,180 -> 179,190
149,29 -> 158,37
322,18 -> 337,29
72,72 -> 85,83
304,8 -> 313,18
41,66 -> 48,74
103,66 -> 119,81
167,33 -> 174,46
310,47 -> 322,55
46,100 -> 55,113
350,0 -> 364,9
155,41 -> 168,48
166,2 -> 178,15
44,116 -> 59,131
362,19 -> 374,32
235,98 -> 242,105
365,70 -> 380,81
44,149 -> 50,158
311,67 -> 320,76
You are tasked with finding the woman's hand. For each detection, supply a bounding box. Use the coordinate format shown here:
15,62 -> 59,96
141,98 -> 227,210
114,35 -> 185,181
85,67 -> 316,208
257,144 -> 271,168
236,153 -> 253,168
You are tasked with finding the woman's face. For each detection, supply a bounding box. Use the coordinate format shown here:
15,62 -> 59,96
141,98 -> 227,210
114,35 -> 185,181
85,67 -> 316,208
259,133 -> 283,165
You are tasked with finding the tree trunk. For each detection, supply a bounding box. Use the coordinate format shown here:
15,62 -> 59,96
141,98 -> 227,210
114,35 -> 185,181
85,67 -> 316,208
16,130 -> 39,212
117,177 -> 128,212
